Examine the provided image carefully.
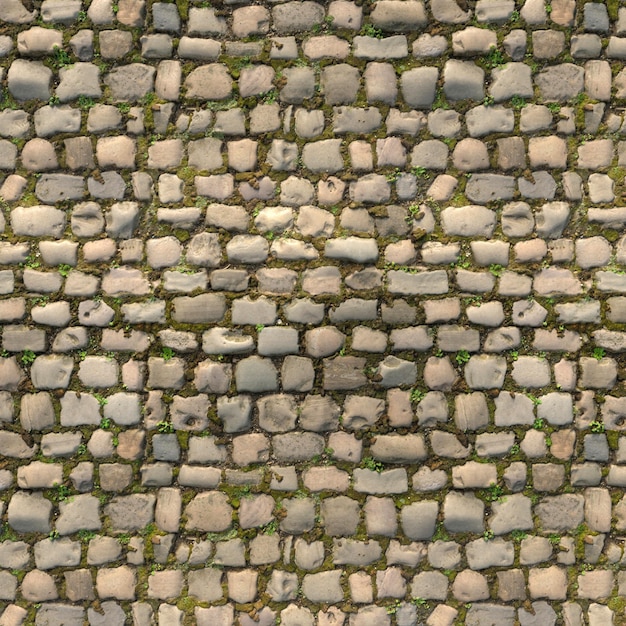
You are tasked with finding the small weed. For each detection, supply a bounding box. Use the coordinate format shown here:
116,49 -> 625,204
575,523 -> 588,536
95,395 -> 108,408
77,95 -> 95,110
386,600 -> 402,615
0,91 -> 17,111
593,347 -> 606,361
48,530 -> 60,541
263,89 -> 278,104
361,457 -> 384,473
455,350 -> 470,365
410,388 -> 426,403
52,46 -> 72,68
412,166 -> 429,179
483,529 -> 495,541
547,102 -> 561,113
431,92 -> 449,110
510,350 -> 519,361
533,417 -> 545,429
0,524 -> 16,542
48,95 -> 60,106
255,324 -> 265,333
528,395 -> 542,407
481,483 -> 504,502
590,420 -> 605,434
386,168 -> 401,182
511,95 -> 527,109
49,484 -> 71,502
118,533 -> 131,545
161,347 -> 175,361
360,23 -> 383,38
509,444 -> 520,455
510,9 -> 520,20
511,529 -> 527,541
489,264 -> 504,277
58,264 -> 72,278
100,417 -> 112,429
412,597 -> 428,607
156,421 -> 174,434
483,94 -> 495,107
233,56 -> 252,70
484,46 -> 505,68
262,520 -> 278,536
432,524 -> 450,542
21,350 -> 36,365
23,253 -> 41,269
141,91 -> 156,107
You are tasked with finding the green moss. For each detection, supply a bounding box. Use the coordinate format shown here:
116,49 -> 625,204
607,0 -> 619,20
177,595 -> 196,613
606,430 -> 620,449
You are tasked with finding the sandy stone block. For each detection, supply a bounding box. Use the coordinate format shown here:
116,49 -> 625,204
452,570 -> 489,602
21,570 -> 57,602
147,138 -> 183,169
239,65 -> 275,98
529,136 -> 567,169
577,139 -> 613,169
577,570 -> 614,599
227,139 -> 258,172
155,59 -> 181,100
185,491 -> 232,532
96,566 -> 136,600
96,135 -> 136,169
185,64 -> 232,100
232,5 -> 269,37
227,570 -> 258,603
147,570 -> 183,600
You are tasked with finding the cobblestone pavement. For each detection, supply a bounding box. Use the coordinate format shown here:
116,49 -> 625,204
0,0 -> 626,624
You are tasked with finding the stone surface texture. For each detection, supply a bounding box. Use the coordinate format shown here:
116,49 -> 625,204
0,0 -> 622,623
